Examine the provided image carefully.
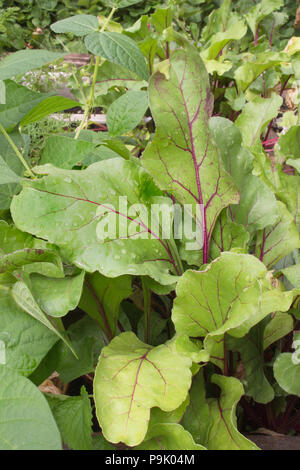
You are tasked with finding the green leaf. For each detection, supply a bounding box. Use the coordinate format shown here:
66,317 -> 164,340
107,90 -> 148,136
0,80 -> 5,104
51,14 -> 99,36
227,320 -> 274,404
172,252 -> 294,370
274,353 -> 300,396
263,312 -> 294,350
142,43 -> 238,265
95,60 -> 146,97
135,423 -> 206,450
276,125 -> 300,161
235,93 -> 283,148
210,209 -> 249,259
0,50 -> 65,81
0,131 -> 29,210
20,96 -> 79,127
201,20 -> 247,60
0,156 -> 21,184
235,52 -> 286,93
46,386 -> 93,450
0,365 -> 62,450
11,159 -> 181,284
280,264 -> 300,288
30,270 -> 85,318
79,272 -> 132,337
11,281 -> 77,356
210,117 -> 278,232
94,332 -> 193,446
40,135 -> 119,169
0,80 -> 51,130
182,372 -> 259,450
245,0 -> 284,38
0,274 -> 58,376
104,0 -> 143,8
85,32 -> 149,81
277,173 -> 300,232
255,201 -> 300,268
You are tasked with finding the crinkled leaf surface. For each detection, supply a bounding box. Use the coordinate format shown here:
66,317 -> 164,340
85,32 -> 149,81
51,14 -> 99,36
142,44 -> 238,264
11,159 -> 181,284
274,353 -> 300,396
46,386 -> 93,450
94,332 -> 193,446
172,252 -> 294,370
0,365 -> 62,450
182,372 -> 259,450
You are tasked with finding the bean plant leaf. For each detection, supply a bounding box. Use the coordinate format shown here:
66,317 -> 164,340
103,0 -> 143,8
11,281 -> 77,356
0,365 -> 62,450
0,80 -> 5,104
0,132 -> 29,210
135,423 -> 206,450
93,332 -> 193,446
107,90 -> 148,136
11,159 -> 181,284
182,372 -> 259,450
172,252 -> 294,370
142,43 -> 239,265
46,386 -> 93,450
0,157 -> 21,184
95,60 -> 147,96
255,201 -> 300,268
274,353 -> 300,396
19,96 -> 79,127
0,80 -> 51,130
0,274 -> 58,376
0,50 -> 65,81
85,32 -> 149,81
51,14 -> 99,36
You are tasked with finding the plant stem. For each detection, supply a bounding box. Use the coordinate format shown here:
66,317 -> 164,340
0,122 -> 35,178
74,7 -> 117,140
142,277 -> 151,344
